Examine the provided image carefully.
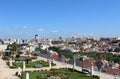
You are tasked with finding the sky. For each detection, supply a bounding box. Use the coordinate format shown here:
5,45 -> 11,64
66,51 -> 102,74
0,0 -> 120,39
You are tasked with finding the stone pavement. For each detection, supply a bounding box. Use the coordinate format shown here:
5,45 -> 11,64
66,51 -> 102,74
0,59 -> 19,79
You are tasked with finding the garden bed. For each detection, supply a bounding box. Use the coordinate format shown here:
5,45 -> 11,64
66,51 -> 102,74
7,60 -> 56,68
16,68 -> 99,79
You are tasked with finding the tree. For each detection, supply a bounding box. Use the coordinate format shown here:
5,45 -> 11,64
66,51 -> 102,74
7,42 -> 19,51
95,54 -> 103,71
114,48 -> 120,52
108,48 -> 113,52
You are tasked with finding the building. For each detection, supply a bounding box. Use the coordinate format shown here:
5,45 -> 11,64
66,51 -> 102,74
0,45 -> 7,52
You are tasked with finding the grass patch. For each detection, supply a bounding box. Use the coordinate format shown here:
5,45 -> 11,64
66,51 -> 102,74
7,60 -> 56,68
18,68 -> 99,79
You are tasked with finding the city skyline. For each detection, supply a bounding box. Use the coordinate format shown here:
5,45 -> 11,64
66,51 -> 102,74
0,0 -> 120,38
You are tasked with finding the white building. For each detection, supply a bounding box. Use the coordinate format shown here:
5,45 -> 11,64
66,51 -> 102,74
117,37 -> 120,40
40,44 -> 50,50
26,45 -> 35,52
0,45 -> 7,52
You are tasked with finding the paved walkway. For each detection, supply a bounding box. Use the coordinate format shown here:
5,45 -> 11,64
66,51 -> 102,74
0,59 -> 19,79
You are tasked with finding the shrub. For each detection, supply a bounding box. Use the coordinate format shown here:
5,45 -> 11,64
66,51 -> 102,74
92,75 -> 100,79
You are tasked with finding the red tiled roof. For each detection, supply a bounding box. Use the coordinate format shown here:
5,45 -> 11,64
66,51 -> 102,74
11,51 -> 18,55
106,67 -> 120,76
51,53 -> 58,60
82,59 -> 96,68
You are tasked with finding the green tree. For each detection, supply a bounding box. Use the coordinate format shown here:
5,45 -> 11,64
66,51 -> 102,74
95,54 -> 103,71
114,48 -> 120,52
7,42 -> 19,51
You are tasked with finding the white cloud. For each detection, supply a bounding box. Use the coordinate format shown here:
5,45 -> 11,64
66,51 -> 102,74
23,26 -> 27,29
13,26 -> 28,29
37,28 -> 45,32
51,30 -> 59,33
